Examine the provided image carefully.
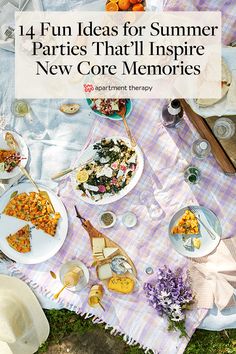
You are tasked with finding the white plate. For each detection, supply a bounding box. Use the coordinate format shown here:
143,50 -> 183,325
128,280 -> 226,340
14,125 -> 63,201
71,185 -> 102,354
0,183 -> 68,264
0,130 -> 28,179
73,136 -> 144,205
169,206 -> 222,258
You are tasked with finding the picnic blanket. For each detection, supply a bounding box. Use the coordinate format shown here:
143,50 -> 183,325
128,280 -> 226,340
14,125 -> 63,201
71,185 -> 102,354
164,0 -> 236,46
3,1 -> 236,354
9,100 -> 210,354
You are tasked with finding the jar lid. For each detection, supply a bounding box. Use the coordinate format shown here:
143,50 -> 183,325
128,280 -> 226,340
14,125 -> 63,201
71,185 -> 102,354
199,141 -> 208,150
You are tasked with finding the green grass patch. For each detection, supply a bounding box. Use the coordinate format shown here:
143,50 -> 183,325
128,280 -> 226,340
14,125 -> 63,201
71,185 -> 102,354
38,309 -> 236,354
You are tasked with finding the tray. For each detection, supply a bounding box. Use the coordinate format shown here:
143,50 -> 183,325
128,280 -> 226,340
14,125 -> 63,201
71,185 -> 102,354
180,99 -> 236,175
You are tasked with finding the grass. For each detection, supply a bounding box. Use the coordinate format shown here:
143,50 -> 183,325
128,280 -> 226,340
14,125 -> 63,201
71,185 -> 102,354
37,309 -> 236,354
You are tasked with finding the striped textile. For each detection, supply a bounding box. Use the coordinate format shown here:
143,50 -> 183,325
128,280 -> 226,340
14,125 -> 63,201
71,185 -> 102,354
9,2 -> 236,354
164,0 -> 236,45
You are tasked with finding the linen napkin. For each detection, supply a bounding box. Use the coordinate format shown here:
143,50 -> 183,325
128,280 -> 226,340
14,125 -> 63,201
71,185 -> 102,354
190,237 -> 236,311
0,0 -> 43,53
0,2 -> 16,53
186,47 -> 236,118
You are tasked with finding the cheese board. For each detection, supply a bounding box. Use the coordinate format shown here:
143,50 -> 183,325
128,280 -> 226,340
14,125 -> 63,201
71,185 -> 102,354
75,206 -> 137,294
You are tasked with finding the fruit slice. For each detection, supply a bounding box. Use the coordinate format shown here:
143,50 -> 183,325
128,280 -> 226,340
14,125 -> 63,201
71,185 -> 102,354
132,3 -> 144,10
6,225 -> 31,253
106,2 -> 119,10
76,170 -> 89,183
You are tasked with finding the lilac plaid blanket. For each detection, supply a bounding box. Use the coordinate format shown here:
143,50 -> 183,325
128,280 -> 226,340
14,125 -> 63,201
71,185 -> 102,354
9,98 -> 225,354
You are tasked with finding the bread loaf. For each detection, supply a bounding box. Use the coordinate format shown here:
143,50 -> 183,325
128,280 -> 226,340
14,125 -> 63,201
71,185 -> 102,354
60,104 -> 80,114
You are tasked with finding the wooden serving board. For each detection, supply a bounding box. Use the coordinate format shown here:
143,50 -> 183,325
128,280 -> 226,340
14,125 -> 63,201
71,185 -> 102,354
74,209 -> 137,292
180,99 -> 236,175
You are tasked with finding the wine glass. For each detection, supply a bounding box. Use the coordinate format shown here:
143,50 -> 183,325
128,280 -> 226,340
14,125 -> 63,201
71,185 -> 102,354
139,190 -> 165,220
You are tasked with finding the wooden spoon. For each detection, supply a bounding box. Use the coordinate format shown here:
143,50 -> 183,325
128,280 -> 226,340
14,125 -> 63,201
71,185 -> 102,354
117,105 -> 136,147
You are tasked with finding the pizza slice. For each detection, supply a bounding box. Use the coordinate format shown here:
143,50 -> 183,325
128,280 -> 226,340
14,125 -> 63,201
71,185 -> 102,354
172,210 -> 199,235
4,193 -> 30,221
0,149 -> 16,163
6,225 -> 31,253
4,192 -> 61,236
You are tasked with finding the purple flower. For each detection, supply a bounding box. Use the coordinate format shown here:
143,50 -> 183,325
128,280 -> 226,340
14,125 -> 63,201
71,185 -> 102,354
143,265 -> 194,336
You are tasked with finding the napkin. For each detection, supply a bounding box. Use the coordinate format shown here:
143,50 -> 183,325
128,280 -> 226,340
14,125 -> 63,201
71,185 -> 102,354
0,2 -> 16,53
187,47 -> 236,117
190,236 -> 236,311
0,0 -> 43,53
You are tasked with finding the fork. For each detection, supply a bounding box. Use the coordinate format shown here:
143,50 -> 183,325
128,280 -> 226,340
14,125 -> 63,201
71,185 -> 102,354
188,206 -> 216,240
0,250 -> 15,263
4,26 -> 15,41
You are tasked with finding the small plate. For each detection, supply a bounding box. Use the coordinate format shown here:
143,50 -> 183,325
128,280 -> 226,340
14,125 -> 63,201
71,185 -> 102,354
98,211 -> 117,228
0,130 -> 28,180
59,260 -> 89,293
87,99 -> 132,121
169,205 -> 222,258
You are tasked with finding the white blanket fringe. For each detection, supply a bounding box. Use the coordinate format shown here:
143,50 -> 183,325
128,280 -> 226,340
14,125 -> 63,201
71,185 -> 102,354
9,265 -> 155,353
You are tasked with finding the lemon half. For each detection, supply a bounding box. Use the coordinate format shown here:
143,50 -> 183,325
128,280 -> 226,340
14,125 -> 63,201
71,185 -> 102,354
76,170 -> 89,183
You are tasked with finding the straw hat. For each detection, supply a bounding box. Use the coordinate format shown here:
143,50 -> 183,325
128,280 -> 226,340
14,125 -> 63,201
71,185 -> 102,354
0,275 -> 50,354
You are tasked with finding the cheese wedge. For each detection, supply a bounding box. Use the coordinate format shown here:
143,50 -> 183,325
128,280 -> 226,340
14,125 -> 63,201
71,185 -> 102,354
92,238 -> 105,254
108,277 -> 134,294
103,247 -> 118,258
193,238 -> 201,249
98,263 -> 113,280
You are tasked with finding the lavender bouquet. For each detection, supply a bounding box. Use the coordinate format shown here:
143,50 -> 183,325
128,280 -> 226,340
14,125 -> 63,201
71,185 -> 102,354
143,266 -> 194,337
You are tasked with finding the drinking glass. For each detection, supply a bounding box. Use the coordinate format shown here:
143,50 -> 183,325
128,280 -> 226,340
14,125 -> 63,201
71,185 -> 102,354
11,100 -> 31,118
213,117 -> 235,140
139,190 -> 164,220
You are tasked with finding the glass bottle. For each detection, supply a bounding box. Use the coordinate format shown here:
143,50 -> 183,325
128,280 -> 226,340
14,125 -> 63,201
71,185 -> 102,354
192,139 -> 211,159
184,166 -> 201,184
162,99 -> 183,128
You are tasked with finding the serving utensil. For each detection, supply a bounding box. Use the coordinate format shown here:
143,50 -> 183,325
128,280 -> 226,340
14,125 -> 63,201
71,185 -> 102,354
117,105 -> 136,147
74,206 -> 137,293
188,206 -> 217,240
51,158 -> 94,180
19,166 -> 55,213
54,283 -> 69,299
5,132 -> 55,213
98,300 -> 105,311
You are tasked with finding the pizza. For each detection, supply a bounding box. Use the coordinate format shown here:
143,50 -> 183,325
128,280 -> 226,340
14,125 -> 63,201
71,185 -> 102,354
4,192 -> 61,236
171,210 -> 199,235
0,149 -> 22,173
6,225 -> 31,253
0,150 -> 16,162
